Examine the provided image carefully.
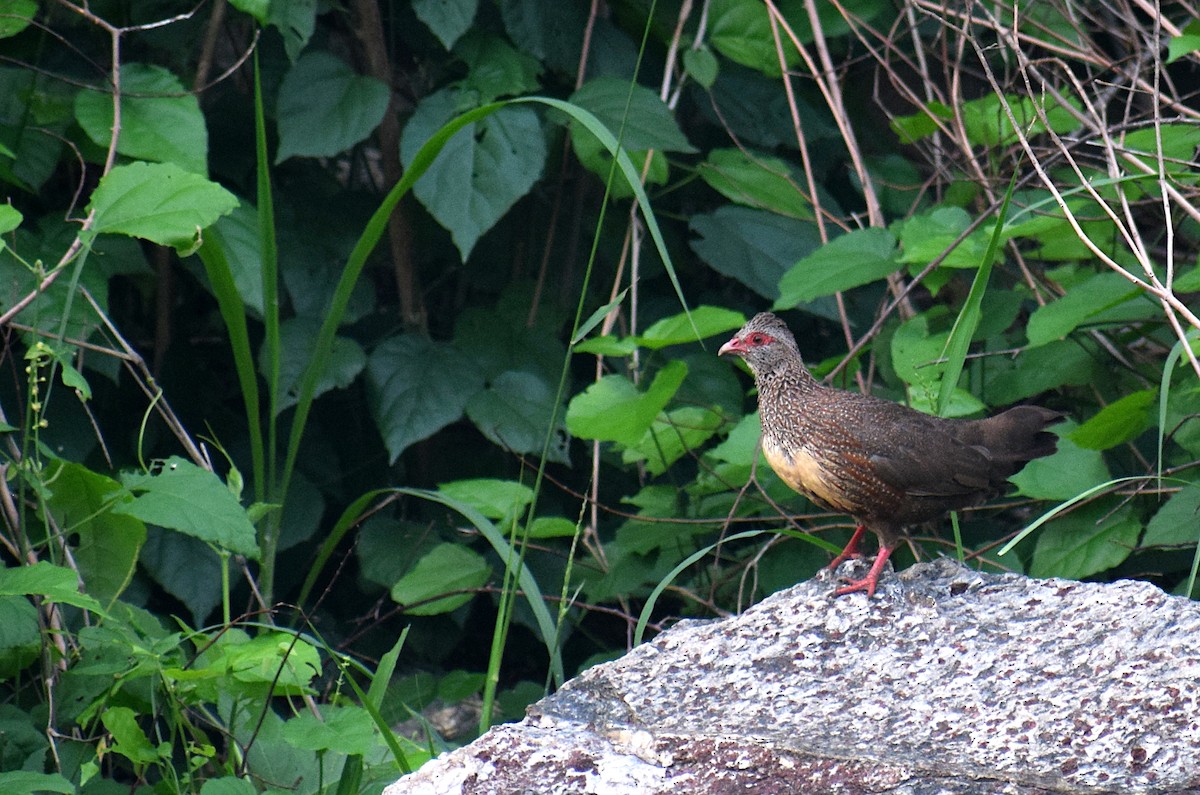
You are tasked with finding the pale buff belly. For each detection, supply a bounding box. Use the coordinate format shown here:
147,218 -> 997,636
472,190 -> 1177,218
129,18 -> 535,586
761,437 -> 857,515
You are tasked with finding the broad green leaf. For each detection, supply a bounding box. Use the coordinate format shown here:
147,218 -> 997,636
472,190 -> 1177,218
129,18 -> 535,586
683,46 -> 719,88
281,705 -> 376,754
569,77 -> 695,155
200,778 -> 258,795
437,478 -> 534,521
415,0 -> 478,49
0,597 -> 40,678
1009,430 -> 1110,501
708,411 -> 762,466
455,33 -> 541,102
890,101 -> 953,143
228,0 -> 269,23
1069,389 -> 1156,450
690,206 -> 823,302
203,203 -> 263,314
574,335 -> 637,357
0,0 -> 36,38
527,516 -> 579,539
44,461 -> 145,609
1143,483 -> 1200,547
264,317 -> 365,413
115,457 -> 259,558
221,632 -> 322,691
276,50 -> 390,162
622,406 -> 725,475
895,205 -> 1000,269
269,0 -> 317,60
102,707 -> 165,766
566,360 -> 688,446
401,89 -> 546,259
366,334 -> 485,463
1121,125 -> 1200,169
961,93 -> 1081,148
707,0 -> 799,75
390,543 -> 490,615
139,528 -> 222,627
775,227 -> 898,308
1030,504 -> 1139,580
0,561 -> 105,614
0,203 -> 21,235
1026,271 -> 1149,347
74,63 -> 208,174
0,67 -> 72,192
455,301 -> 567,382
465,370 -> 569,463
984,340 -> 1098,405
498,0 -> 589,74
1167,20 -> 1200,63
635,306 -> 745,349
698,148 -> 811,219
86,162 -> 239,254
0,772 -> 74,795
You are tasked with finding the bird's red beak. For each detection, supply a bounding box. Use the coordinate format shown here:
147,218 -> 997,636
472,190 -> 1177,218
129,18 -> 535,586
718,336 -> 744,356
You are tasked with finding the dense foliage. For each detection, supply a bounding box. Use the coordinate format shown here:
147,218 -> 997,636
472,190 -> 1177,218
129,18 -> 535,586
1,0 -> 1199,792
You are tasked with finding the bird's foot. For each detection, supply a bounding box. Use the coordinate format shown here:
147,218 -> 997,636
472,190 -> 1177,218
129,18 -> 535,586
830,543 -> 897,599
824,524 -> 868,572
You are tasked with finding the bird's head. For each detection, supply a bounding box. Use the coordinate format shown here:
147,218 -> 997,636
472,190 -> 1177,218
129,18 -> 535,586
718,312 -> 800,376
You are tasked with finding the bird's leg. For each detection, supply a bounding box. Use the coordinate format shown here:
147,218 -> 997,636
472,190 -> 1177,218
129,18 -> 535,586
824,524 -> 868,572
832,543 -> 896,598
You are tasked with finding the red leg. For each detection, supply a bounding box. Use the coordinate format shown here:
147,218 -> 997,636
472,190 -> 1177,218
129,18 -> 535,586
824,524 -> 868,572
833,543 -> 897,598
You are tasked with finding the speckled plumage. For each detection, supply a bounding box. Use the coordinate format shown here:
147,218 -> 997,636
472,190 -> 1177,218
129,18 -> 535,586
719,312 -> 1062,596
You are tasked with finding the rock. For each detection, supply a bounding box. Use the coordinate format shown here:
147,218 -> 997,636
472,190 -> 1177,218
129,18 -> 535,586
385,559 -> 1200,794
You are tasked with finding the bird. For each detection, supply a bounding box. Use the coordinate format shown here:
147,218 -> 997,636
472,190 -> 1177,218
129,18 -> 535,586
718,311 -> 1062,597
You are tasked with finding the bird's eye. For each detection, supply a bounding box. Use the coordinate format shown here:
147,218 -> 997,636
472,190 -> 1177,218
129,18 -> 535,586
748,332 -> 768,345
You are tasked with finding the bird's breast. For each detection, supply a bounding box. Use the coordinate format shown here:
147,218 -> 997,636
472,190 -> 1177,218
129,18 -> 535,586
761,436 -> 856,515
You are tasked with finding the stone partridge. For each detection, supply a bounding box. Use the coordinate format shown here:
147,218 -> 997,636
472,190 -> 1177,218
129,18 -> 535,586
719,312 -> 1061,597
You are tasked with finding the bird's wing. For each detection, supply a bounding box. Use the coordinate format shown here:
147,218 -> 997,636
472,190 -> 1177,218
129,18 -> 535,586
856,410 -> 999,498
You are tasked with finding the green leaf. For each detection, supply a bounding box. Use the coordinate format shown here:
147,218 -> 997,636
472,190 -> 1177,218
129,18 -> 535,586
1026,271 -> 1148,347
985,340 -> 1098,405
437,478 -> 534,521
1167,20 -> 1200,63
268,0 -> 317,60
574,335 -> 637,357
227,0 -> 269,24
708,0 -> 798,75
894,205 -> 1000,269
683,46 -> 719,88
0,561 -> 105,614
698,148 -> 811,219
44,461 -> 145,609
465,370 -> 569,463
569,77 -> 696,154
455,33 -> 541,102
140,528 -> 223,627
366,335 -> 485,463
527,516 -> 579,539
1143,483 -> 1200,547
114,457 -> 259,558
690,206 -> 823,301
775,227 -> 898,308
0,203 -> 21,235
1009,429 -> 1110,502
265,317 -> 365,413
86,162 -> 240,254
401,90 -> 546,259
200,778 -> 259,795
0,772 -> 75,795
276,51 -> 390,162
220,631 -> 322,691
1030,503 -> 1139,580
890,101 -> 952,143
281,705 -> 377,754
960,93 -> 1082,148
414,0 -> 478,49
635,306 -> 745,349
102,706 -> 167,766
390,543 -> 490,615
0,0 -> 36,38
1069,389 -> 1156,450
74,63 -> 208,174
0,597 -> 41,678
622,406 -> 725,476
566,360 -> 688,446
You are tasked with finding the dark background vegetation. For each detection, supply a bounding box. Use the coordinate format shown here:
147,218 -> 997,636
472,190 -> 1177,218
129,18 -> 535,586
2,0 -> 1199,792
